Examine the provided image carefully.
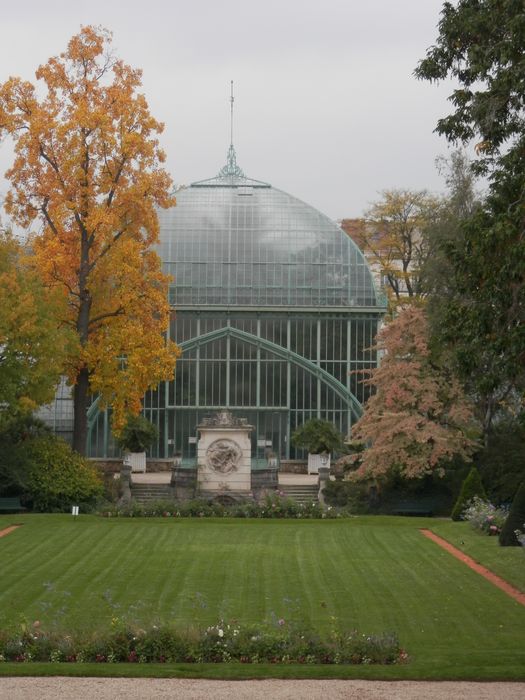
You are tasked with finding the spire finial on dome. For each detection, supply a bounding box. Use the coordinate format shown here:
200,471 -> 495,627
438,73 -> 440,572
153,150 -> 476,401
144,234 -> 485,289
230,79 -> 234,147
217,81 -> 245,178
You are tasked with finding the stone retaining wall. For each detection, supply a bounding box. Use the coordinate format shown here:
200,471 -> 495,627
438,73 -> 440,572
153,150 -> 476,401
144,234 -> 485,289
89,458 -> 174,474
279,460 -> 307,474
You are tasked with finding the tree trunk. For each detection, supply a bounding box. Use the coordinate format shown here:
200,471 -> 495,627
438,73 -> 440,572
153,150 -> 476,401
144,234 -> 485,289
73,366 -> 90,455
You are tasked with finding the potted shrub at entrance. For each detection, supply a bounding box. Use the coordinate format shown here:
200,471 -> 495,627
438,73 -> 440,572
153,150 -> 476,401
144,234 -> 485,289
116,415 -> 158,473
291,419 -> 344,474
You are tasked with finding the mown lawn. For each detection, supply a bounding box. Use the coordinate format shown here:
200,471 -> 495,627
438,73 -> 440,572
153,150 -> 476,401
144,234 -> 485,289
0,513 -> 524,679
430,520 -> 525,592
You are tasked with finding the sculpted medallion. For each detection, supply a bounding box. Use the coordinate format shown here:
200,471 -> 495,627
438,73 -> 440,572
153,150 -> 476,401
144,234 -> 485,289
205,439 -> 242,474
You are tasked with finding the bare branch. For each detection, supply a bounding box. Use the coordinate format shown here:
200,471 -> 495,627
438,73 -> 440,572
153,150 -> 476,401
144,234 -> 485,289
88,306 -> 125,328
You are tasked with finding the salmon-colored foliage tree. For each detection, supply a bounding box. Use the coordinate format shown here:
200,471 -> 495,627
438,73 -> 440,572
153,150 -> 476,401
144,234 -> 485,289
0,27 -> 180,453
350,305 -> 478,481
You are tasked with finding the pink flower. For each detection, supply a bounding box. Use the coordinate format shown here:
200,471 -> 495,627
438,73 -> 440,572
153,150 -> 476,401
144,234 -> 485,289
278,618 -> 285,626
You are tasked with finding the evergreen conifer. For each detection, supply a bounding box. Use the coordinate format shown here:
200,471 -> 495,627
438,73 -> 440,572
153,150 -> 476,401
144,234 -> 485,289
451,467 -> 487,521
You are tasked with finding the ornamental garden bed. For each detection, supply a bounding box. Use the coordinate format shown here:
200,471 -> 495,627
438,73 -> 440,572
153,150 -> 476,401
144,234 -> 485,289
0,514 -> 524,679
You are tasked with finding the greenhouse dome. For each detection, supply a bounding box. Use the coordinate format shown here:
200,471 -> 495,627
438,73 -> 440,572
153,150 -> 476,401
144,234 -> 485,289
87,146 -> 386,460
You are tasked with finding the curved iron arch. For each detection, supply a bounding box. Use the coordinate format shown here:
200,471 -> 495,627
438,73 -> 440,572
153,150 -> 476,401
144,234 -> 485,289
180,326 -> 363,419
87,325 -> 364,433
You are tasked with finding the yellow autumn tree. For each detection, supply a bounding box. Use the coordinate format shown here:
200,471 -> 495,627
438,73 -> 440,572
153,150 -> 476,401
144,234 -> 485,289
0,27 -> 180,453
0,229 -> 70,413
342,190 -> 440,308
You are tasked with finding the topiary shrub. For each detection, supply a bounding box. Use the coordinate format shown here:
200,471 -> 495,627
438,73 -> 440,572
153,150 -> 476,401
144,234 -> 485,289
291,419 -> 345,455
26,436 -> 103,511
116,415 -> 158,453
499,482 -> 525,547
451,466 -> 487,521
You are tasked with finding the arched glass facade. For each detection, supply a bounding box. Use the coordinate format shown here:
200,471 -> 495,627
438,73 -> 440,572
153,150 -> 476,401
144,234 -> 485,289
87,154 -> 386,460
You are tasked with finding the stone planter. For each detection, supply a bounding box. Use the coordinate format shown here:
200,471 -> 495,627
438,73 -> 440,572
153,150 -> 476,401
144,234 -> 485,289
307,453 -> 331,475
124,451 -> 147,473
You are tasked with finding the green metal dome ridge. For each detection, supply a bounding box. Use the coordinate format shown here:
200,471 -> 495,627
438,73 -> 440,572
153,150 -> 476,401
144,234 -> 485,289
192,144 -> 271,188
158,151 -> 385,309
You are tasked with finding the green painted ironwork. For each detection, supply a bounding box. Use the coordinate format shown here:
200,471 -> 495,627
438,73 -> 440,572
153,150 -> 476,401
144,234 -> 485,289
87,324 -> 363,436
178,326 -> 363,418
218,144 -> 245,178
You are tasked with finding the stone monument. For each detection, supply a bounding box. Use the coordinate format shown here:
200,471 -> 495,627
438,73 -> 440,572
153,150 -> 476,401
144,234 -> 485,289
197,411 -> 253,496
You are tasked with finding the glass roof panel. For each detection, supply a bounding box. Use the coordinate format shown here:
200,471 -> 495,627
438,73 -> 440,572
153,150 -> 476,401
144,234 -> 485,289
157,178 -> 380,308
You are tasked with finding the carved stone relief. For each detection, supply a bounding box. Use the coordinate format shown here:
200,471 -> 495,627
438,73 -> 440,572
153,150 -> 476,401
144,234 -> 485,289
205,439 -> 242,474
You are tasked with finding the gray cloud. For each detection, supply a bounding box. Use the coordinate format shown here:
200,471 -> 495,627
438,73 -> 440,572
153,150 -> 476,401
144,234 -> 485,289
0,0 -> 460,221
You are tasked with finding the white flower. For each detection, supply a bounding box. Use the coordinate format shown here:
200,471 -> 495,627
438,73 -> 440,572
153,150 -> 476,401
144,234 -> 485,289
218,629 -> 224,637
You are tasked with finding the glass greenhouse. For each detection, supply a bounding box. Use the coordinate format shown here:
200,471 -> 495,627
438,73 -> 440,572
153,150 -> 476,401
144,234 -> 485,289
87,148 -> 386,460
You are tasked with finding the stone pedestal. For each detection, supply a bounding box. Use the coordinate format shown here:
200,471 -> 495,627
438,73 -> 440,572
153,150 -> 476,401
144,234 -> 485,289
118,464 -> 132,506
318,466 -> 330,507
197,412 -> 253,494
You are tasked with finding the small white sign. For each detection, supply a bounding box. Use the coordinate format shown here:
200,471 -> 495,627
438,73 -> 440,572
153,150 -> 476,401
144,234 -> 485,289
188,436 -> 197,444
257,439 -> 266,447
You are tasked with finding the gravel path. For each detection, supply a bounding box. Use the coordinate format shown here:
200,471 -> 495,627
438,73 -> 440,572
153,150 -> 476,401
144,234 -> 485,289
420,528 -> 525,606
1,678 -> 524,699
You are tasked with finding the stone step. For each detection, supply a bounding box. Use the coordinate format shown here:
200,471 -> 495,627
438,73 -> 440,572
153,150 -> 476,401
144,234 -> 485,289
279,484 -> 319,505
130,484 -> 172,504
279,486 -> 319,494
131,485 -> 171,492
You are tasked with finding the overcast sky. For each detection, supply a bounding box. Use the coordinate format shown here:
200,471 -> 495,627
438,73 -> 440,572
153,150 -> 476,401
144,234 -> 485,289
0,0 -> 460,221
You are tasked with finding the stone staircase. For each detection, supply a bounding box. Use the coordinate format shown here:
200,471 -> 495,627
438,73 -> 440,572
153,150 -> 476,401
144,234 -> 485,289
278,483 -> 319,506
130,482 -> 172,505
129,476 -> 320,507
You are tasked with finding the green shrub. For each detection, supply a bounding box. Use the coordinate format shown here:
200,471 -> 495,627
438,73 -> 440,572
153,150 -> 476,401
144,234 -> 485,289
0,413 -> 51,496
451,467 -> 487,521
321,479 -> 370,513
499,482 -> 525,547
291,419 -> 345,454
116,415 -> 158,453
26,436 -> 103,511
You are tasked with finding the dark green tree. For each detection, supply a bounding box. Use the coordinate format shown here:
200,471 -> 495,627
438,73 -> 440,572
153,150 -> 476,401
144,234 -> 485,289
416,1 -> 525,440
415,0 -> 525,177
499,482 -> 525,546
291,419 -> 344,455
477,418 -> 525,503
451,466 -> 487,521
116,415 -> 158,453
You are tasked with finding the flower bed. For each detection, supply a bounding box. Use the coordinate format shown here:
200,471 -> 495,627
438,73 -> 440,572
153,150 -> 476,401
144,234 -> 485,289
461,497 -> 508,535
0,619 -> 406,665
101,494 -> 350,519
